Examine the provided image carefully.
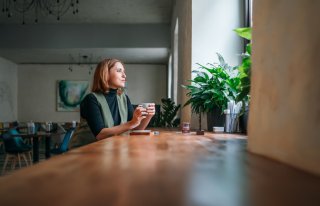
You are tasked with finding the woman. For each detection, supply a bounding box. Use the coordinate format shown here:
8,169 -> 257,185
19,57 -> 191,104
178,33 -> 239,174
69,58 -> 155,149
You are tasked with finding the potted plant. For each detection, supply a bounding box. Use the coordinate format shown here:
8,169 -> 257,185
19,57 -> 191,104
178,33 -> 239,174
149,98 -> 180,128
182,27 -> 252,134
234,27 -> 252,133
182,53 -> 240,134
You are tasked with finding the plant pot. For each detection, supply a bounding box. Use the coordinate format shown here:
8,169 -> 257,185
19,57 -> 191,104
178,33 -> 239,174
196,130 -> 205,135
239,107 -> 249,134
207,107 -> 225,131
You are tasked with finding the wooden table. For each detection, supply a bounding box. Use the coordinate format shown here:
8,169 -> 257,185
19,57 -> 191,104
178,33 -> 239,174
0,130 -> 319,206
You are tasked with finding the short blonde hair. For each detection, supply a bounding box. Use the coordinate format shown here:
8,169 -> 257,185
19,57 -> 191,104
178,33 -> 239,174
91,58 -> 125,94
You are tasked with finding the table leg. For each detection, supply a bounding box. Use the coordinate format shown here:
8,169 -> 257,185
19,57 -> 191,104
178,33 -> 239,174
45,136 -> 51,159
32,137 -> 39,163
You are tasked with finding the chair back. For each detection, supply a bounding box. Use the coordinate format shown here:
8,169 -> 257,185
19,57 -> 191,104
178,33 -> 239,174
3,129 -> 32,153
59,128 -> 75,153
7,129 -> 25,147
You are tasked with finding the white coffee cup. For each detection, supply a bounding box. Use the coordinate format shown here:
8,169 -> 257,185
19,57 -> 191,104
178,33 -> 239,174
140,103 -> 154,116
141,103 -> 153,108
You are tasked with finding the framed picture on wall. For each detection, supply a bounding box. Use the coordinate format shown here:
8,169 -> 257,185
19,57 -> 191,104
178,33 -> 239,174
57,80 -> 89,112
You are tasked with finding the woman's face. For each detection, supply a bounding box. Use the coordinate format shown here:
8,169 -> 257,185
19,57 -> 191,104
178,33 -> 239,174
107,62 -> 126,89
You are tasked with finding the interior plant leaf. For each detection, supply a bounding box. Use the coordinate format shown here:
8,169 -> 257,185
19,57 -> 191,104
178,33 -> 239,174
158,98 -> 181,127
234,26 -> 252,106
246,43 -> 252,55
234,27 -> 252,40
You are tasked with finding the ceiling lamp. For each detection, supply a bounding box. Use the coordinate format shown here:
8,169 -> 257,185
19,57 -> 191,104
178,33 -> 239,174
1,0 -> 80,24
68,54 -> 99,75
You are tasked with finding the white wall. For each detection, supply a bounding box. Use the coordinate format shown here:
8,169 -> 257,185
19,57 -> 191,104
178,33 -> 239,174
192,0 -> 244,67
191,0 -> 244,130
18,65 -> 92,122
0,57 -> 17,122
18,64 -> 166,122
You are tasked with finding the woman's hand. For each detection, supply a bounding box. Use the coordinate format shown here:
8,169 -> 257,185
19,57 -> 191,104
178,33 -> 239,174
129,106 -> 147,129
97,106 -> 147,139
130,103 -> 155,130
145,103 -> 155,118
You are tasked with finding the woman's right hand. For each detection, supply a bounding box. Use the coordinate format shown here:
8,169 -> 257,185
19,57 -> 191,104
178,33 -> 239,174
129,106 -> 147,129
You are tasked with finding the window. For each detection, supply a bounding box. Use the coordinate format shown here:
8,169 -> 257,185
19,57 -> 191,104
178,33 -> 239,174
245,0 -> 253,27
168,54 -> 172,98
172,18 -> 179,104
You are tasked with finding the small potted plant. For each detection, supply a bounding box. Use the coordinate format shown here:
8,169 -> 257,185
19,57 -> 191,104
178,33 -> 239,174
157,98 -> 181,128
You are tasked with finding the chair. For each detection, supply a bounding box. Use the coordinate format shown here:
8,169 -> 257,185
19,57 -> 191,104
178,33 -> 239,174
51,128 -> 75,155
50,123 -> 66,149
1,129 -> 33,174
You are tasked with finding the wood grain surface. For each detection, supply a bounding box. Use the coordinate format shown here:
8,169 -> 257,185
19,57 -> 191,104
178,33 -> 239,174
0,130 -> 319,206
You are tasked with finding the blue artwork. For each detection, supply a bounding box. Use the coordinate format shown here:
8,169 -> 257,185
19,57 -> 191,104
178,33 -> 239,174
57,80 -> 89,111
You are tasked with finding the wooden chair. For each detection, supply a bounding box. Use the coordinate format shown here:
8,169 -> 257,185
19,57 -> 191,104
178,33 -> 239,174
1,130 -> 33,174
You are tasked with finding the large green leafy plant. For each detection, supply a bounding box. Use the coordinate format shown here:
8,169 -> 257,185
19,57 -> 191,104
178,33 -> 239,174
234,27 -> 252,103
182,27 -> 252,131
182,53 -> 240,130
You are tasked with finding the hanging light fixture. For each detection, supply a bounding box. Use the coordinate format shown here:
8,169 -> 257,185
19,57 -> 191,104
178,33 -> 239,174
1,0 -> 80,24
68,53 -> 97,75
